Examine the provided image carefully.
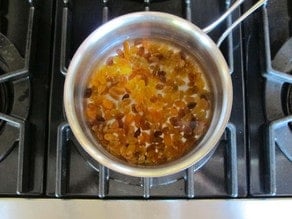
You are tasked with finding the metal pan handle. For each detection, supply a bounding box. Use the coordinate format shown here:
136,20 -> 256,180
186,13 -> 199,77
203,0 -> 267,46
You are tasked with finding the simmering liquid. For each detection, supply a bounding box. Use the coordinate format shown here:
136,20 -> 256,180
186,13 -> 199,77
84,39 -> 212,165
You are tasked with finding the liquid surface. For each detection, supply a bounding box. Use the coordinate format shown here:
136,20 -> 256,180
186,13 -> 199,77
84,39 -> 212,165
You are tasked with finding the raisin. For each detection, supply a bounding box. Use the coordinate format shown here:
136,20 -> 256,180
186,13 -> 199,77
84,88 -> 92,98
157,70 -> 166,82
116,48 -> 125,58
179,51 -> 186,60
140,121 -> 151,130
187,102 -> 197,109
183,125 -> 193,136
134,128 -> 141,138
154,130 -> 162,137
189,118 -> 197,130
85,39 -> 212,165
137,46 -> 145,56
150,96 -> 158,103
200,93 -> 211,101
106,57 -> 114,65
169,117 -> 179,126
122,93 -> 130,100
131,104 -> 138,113
155,83 -> 164,90
178,109 -> 186,118
188,73 -> 196,82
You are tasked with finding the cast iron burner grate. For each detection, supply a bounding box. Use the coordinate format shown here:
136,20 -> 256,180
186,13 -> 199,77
0,0 -> 57,196
0,84 -> 6,113
47,0 -> 247,198
0,32 -> 30,162
251,1 -> 292,196
0,0 -> 34,194
0,83 -> 9,131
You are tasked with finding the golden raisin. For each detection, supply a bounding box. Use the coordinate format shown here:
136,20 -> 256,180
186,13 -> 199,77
84,38 -> 212,166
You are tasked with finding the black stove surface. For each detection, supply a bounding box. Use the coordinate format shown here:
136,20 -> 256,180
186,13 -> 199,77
0,0 -> 290,199
246,0 -> 292,196
0,0 -> 53,195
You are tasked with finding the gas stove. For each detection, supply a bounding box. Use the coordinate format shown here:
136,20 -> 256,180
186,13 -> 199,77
0,0 -> 51,195
47,0 -> 247,198
0,0 -> 291,209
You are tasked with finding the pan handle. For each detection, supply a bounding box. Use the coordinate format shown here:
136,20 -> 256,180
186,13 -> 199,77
202,0 -> 267,47
203,0 -> 245,34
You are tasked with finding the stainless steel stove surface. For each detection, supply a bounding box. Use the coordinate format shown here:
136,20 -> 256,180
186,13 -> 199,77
0,0 -> 291,211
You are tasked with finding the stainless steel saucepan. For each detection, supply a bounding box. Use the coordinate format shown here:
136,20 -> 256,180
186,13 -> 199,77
64,0 -> 266,177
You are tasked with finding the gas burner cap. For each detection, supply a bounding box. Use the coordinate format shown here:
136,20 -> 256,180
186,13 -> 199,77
267,37 -> 292,159
266,37 -> 292,121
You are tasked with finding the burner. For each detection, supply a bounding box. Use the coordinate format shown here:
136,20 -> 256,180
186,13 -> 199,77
0,33 -> 30,162
266,38 -> 292,121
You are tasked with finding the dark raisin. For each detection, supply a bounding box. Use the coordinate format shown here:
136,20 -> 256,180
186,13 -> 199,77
157,70 -> 166,82
137,46 -> 145,56
122,93 -> 130,100
132,104 -> 138,113
155,83 -> 164,90
84,88 -> 92,98
187,86 -> 199,94
118,119 -> 124,128
170,117 -> 179,126
116,112 -> 124,120
179,51 -> 186,60
143,52 -> 150,59
154,130 -> 162,137
106,57 -> 114,65
187,102 -> 197,109
183,125 -> 193,136
189,118 -> 197,130
96,115 -> 105,122
150,96 -> 158,103
116,49 -> 125,58
162,127 -> 169,133
153,136 -> 163,143
188,73 -> 196,82
140,121 -> 151,130
154,53 -> 164,60
200,93 -> 211,100
172,85 -> 178,91
178,109 -> 186,118
94,115 -> 105,125
134,128 -> 141,138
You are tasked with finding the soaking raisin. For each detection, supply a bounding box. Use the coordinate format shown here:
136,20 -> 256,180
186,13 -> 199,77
134,128 -> 141,138
84,88 -> 92,98
154,130 -> 163,137
84,38 -> 212,166
187,102 -> 197,109
122,93 -> 129,100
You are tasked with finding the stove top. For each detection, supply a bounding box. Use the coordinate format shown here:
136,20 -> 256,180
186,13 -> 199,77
0,0 -> 52,195
246,0 -> 292,196
0,0 -> 290,199
47,0 -> 246,198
